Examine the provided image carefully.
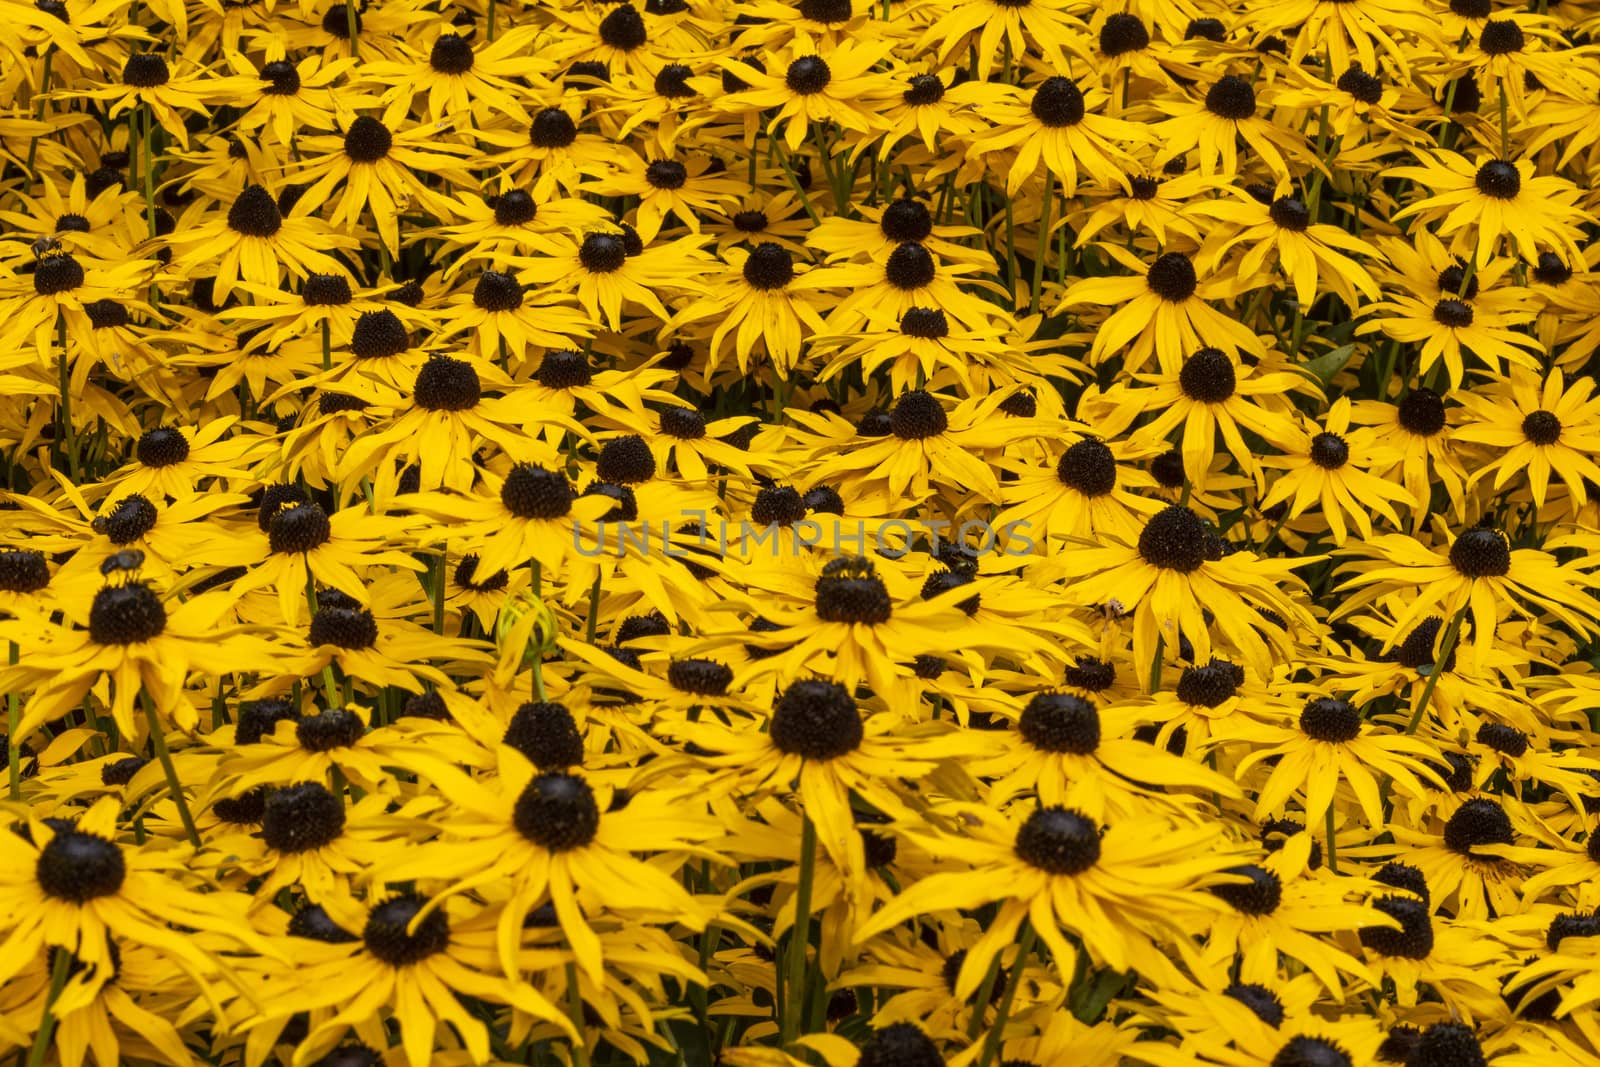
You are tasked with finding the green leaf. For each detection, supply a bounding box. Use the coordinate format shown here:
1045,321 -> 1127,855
1300,342 -> 1357,385
1069,967 -> 1129,1024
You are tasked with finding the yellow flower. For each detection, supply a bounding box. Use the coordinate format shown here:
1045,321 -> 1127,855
1452,368 -> 1600,509
1389,151 -> 1591,268
373,747 -> 720,985
0,798 -> 279,1001
716,38 -> 893,151
1258,397 -> 1416,545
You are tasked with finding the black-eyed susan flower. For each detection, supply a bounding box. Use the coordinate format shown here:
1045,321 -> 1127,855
1340,865 -> 1509,1016
0,171 -> 145,264
716,39 -> 893,153
0,799 -> 277,996
1151,74 -> 1311,180
811,307 -> 1044,396
1452,368 -> 1600,510
517,226 -> 711,330
429,185 -> 613,269
258,891 -> 576,1067
1058,247 -> 1264,374
355,24 -> 546,125
290,105 -> 473,256
432,268 -> 595,365
202,782 -> 408,909
1085,346 -> 1309,491
668,679 -> 966,902
1357,260 -> 1543,389
1,576 -> 282,739
797,389 -> 1032,510
914,0 -> 1089,80
965,75 -> 1153,197
1191,186 -> 1384,309
856,801 -> 1242,993
374,746 -> 719,984
228,497 -> 424,626
1389,151 -> 1590,268
700,553 -> 1005,701
669,241 -> 833,378
165,182 -> 358,304
1069,168 -> 1221,248
1137,657 -> 1296,756
1384,795 -> 1550,919
336,353 -> 568,492
1334,526 -> 1600,661
285,578 -> 493,695
400,463 -> 613,580
967,689 -> 1241,821
1048,504 -> 1315,680
479,100 -> 622,199
814,238 -> 1004,334
1228,696 -> 1444,830
0,250 -> 154,356
218,700 -> 484,795
229,52 -> 353,147
583,151 -> 746,243
1258,398 -> 1415,545
1348,388 -> 1470,532
97,418 -> 269,500
994,434 -> 1163,545
70,52 -> 255,147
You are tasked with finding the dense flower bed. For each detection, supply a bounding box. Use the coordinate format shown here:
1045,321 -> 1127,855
1,0 -> 1599,1064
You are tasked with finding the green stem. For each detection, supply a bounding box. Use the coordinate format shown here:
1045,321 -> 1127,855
935,171 -> 956,225
140,692 -> 201,848
691,920 -> 719,1036
779,817 -> 817,1048
773,374 -> 789,423
1455,255 -> 1478,298
56,315 -> 77,482
584,571 -> 602,645
1324,804 -> 1339,874
26,948 -> 71,1067
432,553 -> 446,635
1056,215 -> 1069,286
345,0 -> 360,59
1030,174 -> 1054,315
305,568 -> 342,708
23,48 -> 54,195
565,961 -> 590,1067
771,140 -> 819,225
1439,78 -> 1460,151
8,642 -> 21,800
1498,85 -> 1509,160
141,103 -> 156,241
1257,508 -> 1291,555
975,924 -> 1035,1067
964,951 -> 1005,1042
528,561 -> 548,702
1403,601 -> 1467,735
1003,194 -> 1017,300
321,319 -> 332,371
